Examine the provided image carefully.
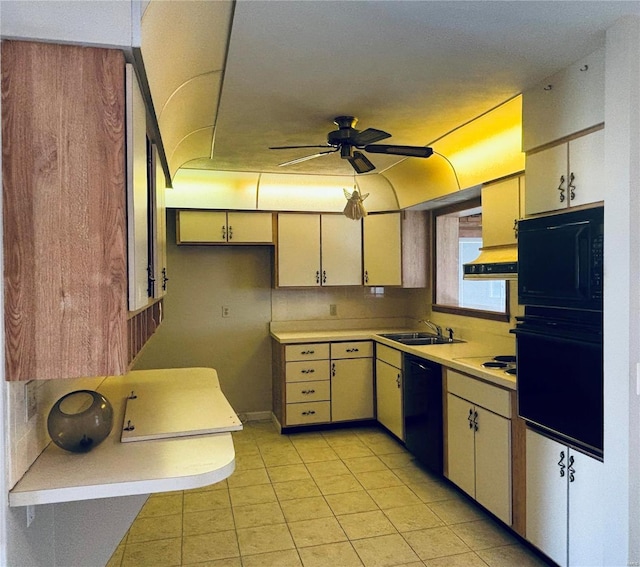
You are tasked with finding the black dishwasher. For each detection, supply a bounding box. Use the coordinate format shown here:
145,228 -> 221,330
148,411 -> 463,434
403,354 -> 443,474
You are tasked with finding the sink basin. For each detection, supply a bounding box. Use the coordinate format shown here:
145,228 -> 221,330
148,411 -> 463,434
379,332 -> 464,346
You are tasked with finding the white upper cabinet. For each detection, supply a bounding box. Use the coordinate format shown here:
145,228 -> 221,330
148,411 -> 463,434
481,177 -> 521,247
126,64 -> 151,312
320,215 -> 363,286
277,213 -> 362,287
522,47 -> 604,152
525,129 -> 604,216
277,213 -> 321,287
177,210 -> 274,244
363,213 -> 402,286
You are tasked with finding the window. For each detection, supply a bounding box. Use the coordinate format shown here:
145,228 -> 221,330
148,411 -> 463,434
432,198 -> 509,321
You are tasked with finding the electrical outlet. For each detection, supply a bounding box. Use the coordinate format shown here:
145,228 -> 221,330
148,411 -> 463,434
222,306 -> 230,318
26,505 -> 35,527
25,381 -> 37,422
329,304 -> 337,316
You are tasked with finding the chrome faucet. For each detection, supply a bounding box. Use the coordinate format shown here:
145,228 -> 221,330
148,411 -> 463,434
419,319 -> 443,338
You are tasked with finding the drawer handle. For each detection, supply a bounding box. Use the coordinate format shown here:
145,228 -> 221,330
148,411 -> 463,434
301,369 -> 315,374
300,350 -> 315,355
301,389 -> 316,394
557,174 -> 566,203
302,410 -> 316,416
332,363 -> 336,377
346,348 -> 359,353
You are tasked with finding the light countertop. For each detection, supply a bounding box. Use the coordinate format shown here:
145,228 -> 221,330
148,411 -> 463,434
271,328 -> 516,390
9,367 -> 240,507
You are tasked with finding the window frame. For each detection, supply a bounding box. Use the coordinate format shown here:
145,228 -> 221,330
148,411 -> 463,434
431,198 -> 510,322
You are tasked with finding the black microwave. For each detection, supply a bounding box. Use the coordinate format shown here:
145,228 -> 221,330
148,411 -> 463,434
518,206 -> 604,311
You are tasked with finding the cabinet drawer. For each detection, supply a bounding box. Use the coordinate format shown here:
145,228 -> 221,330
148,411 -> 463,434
331,341 -> 373,359
285,360 -> 330,382
286,380 -> 330,403
376,343 -> 402,368
286,401 -> 331,425
285,343 -> 330,362
447,370 -> 511,418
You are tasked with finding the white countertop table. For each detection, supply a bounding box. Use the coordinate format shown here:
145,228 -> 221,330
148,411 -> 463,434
9,367 -> 240,507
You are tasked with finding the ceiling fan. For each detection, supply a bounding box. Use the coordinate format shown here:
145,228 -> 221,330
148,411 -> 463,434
269,116 -> 434,174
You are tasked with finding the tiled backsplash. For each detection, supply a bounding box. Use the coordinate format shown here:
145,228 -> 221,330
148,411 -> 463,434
271,286 -> 424,321
6,375 -> 105,488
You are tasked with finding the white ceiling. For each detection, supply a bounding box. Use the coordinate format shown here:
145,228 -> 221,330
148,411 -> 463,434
143,0 -> 640,179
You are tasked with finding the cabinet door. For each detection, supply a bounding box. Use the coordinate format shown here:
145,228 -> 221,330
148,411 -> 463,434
526,429 -> 568,567
446,394 -> 476,499
481,177 -> 520,247
568,129 -> 604,208
525,143 -> 569,216
126,64 -> 150,311
363,213 -> 402,286
152,145 -> 168,298
375,359 -> 404,440
277,214 -> 321,287
320,214 -> 362,286
227,212 -> 274,243
568,450 -> 603,567
522,47 -> 604,152
178,211 -> 227,243
332,358 -> 374,421
474,407 -> 511,525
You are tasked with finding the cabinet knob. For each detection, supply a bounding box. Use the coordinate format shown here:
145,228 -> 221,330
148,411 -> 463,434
322,270 -> 327,284
162,268 -> 169,291
473,410 -> 478,432
301,389 -> 316,395
228,225 -> 233,240
222,225 -> 227,239
301,369 -> 315,374
568,455 -> 575,482
316,270 -> 320,284
558,451 -> 566,477
568,172 -> 576,201
301,350 -> 315,355
364,270 -> 369,284
302,410 -> 316,416
396,374 -> 401,388
468,408 -> 474,429
513,219 -> 518,239
346,348 -> 359,353
557,175 -> 566,203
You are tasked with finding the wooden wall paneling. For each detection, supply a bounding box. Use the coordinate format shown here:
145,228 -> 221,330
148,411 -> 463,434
2,41 -> 128,381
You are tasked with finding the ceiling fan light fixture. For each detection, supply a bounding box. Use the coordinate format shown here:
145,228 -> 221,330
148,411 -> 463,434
348,150 -> 375,174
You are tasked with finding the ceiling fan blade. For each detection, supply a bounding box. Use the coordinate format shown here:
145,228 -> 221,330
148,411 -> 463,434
364,144 -> 434,158
277,148 -> 338,167
352,128 -> 392,147
348,151 -> 376,174
270,144 -> 333,150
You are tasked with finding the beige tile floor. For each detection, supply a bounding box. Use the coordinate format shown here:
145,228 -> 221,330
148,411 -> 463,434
107,421 -> 551,567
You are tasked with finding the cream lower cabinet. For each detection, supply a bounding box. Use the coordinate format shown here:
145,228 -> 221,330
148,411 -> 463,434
283,343 -> 331,425
375,344 -> 404,440
526,428 -> 603,567
446,371 -> 511,525
331,342 -> 374,422
177,210 -> 274,244
276,340 -> 373,427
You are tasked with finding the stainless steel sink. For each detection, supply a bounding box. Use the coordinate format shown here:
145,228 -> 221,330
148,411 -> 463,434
379,332 -> 464,346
